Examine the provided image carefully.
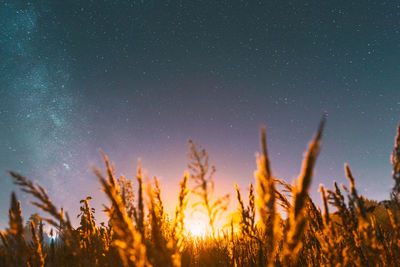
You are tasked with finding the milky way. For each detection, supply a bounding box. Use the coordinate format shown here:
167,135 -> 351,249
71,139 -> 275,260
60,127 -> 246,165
1,1 -> 400,227
0,1 -> 89,225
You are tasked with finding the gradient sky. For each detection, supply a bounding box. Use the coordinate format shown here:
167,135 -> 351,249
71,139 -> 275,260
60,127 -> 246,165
1,0 -> 399,228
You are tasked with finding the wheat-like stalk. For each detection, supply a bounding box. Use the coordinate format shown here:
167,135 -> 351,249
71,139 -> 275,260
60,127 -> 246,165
282,116 -> 325,265
94,153 -> 150,267
254,126 -> 277,264
29,219 -> 45,267
392,123 -> 400,196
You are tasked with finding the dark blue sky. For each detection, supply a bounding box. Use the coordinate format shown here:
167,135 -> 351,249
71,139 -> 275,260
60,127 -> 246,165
1,0 -> 399,227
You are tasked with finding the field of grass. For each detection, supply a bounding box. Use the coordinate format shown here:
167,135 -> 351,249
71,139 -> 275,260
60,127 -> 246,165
1,118 -> 400,267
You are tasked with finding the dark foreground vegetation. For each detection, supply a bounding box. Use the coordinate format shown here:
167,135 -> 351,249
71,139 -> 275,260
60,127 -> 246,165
1,118 -> 400,267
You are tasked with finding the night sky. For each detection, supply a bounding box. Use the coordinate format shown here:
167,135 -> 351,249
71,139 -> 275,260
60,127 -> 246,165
1,1 -> 400,227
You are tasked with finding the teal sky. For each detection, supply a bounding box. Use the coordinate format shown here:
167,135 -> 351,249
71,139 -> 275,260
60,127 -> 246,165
0,0 -> 399,227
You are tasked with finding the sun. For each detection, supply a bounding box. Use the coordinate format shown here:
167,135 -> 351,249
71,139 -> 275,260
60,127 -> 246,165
184,218 -> 208,237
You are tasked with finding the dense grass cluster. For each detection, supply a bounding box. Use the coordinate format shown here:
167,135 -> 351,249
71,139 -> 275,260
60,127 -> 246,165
1,119 -> 400,266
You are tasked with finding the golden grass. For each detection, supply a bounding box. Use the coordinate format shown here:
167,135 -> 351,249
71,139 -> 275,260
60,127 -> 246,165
1,120 -> 400,266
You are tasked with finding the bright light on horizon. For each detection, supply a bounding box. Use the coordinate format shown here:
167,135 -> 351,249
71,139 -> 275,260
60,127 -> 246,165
184,218 -> 208,237
183,209 -> 238,238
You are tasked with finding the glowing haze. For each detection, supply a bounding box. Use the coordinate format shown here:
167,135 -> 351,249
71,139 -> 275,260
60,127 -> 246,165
0,1 -> 399,228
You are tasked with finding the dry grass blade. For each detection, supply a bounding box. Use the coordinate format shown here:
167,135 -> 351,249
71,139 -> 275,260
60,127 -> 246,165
9,192 -> 24,238
392,123 -> 400,196
8,171 -> 69,230
173,172 -> 189,240
283,115 -> 325,264
188,140 -> 229,238
319,184 -> 330,225
93,153 -> 150,267
345,164 -> 367,219
136,161 -> 145,236
7,192 -> 27,266
293,116 -> 325,219
154,176 -> 165,220
29,220 -> 45,267
254,126 -> 277,262
170,173 -> 189,267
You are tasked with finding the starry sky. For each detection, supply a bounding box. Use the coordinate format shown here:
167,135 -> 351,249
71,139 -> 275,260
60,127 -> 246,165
1,0 -> 400,227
